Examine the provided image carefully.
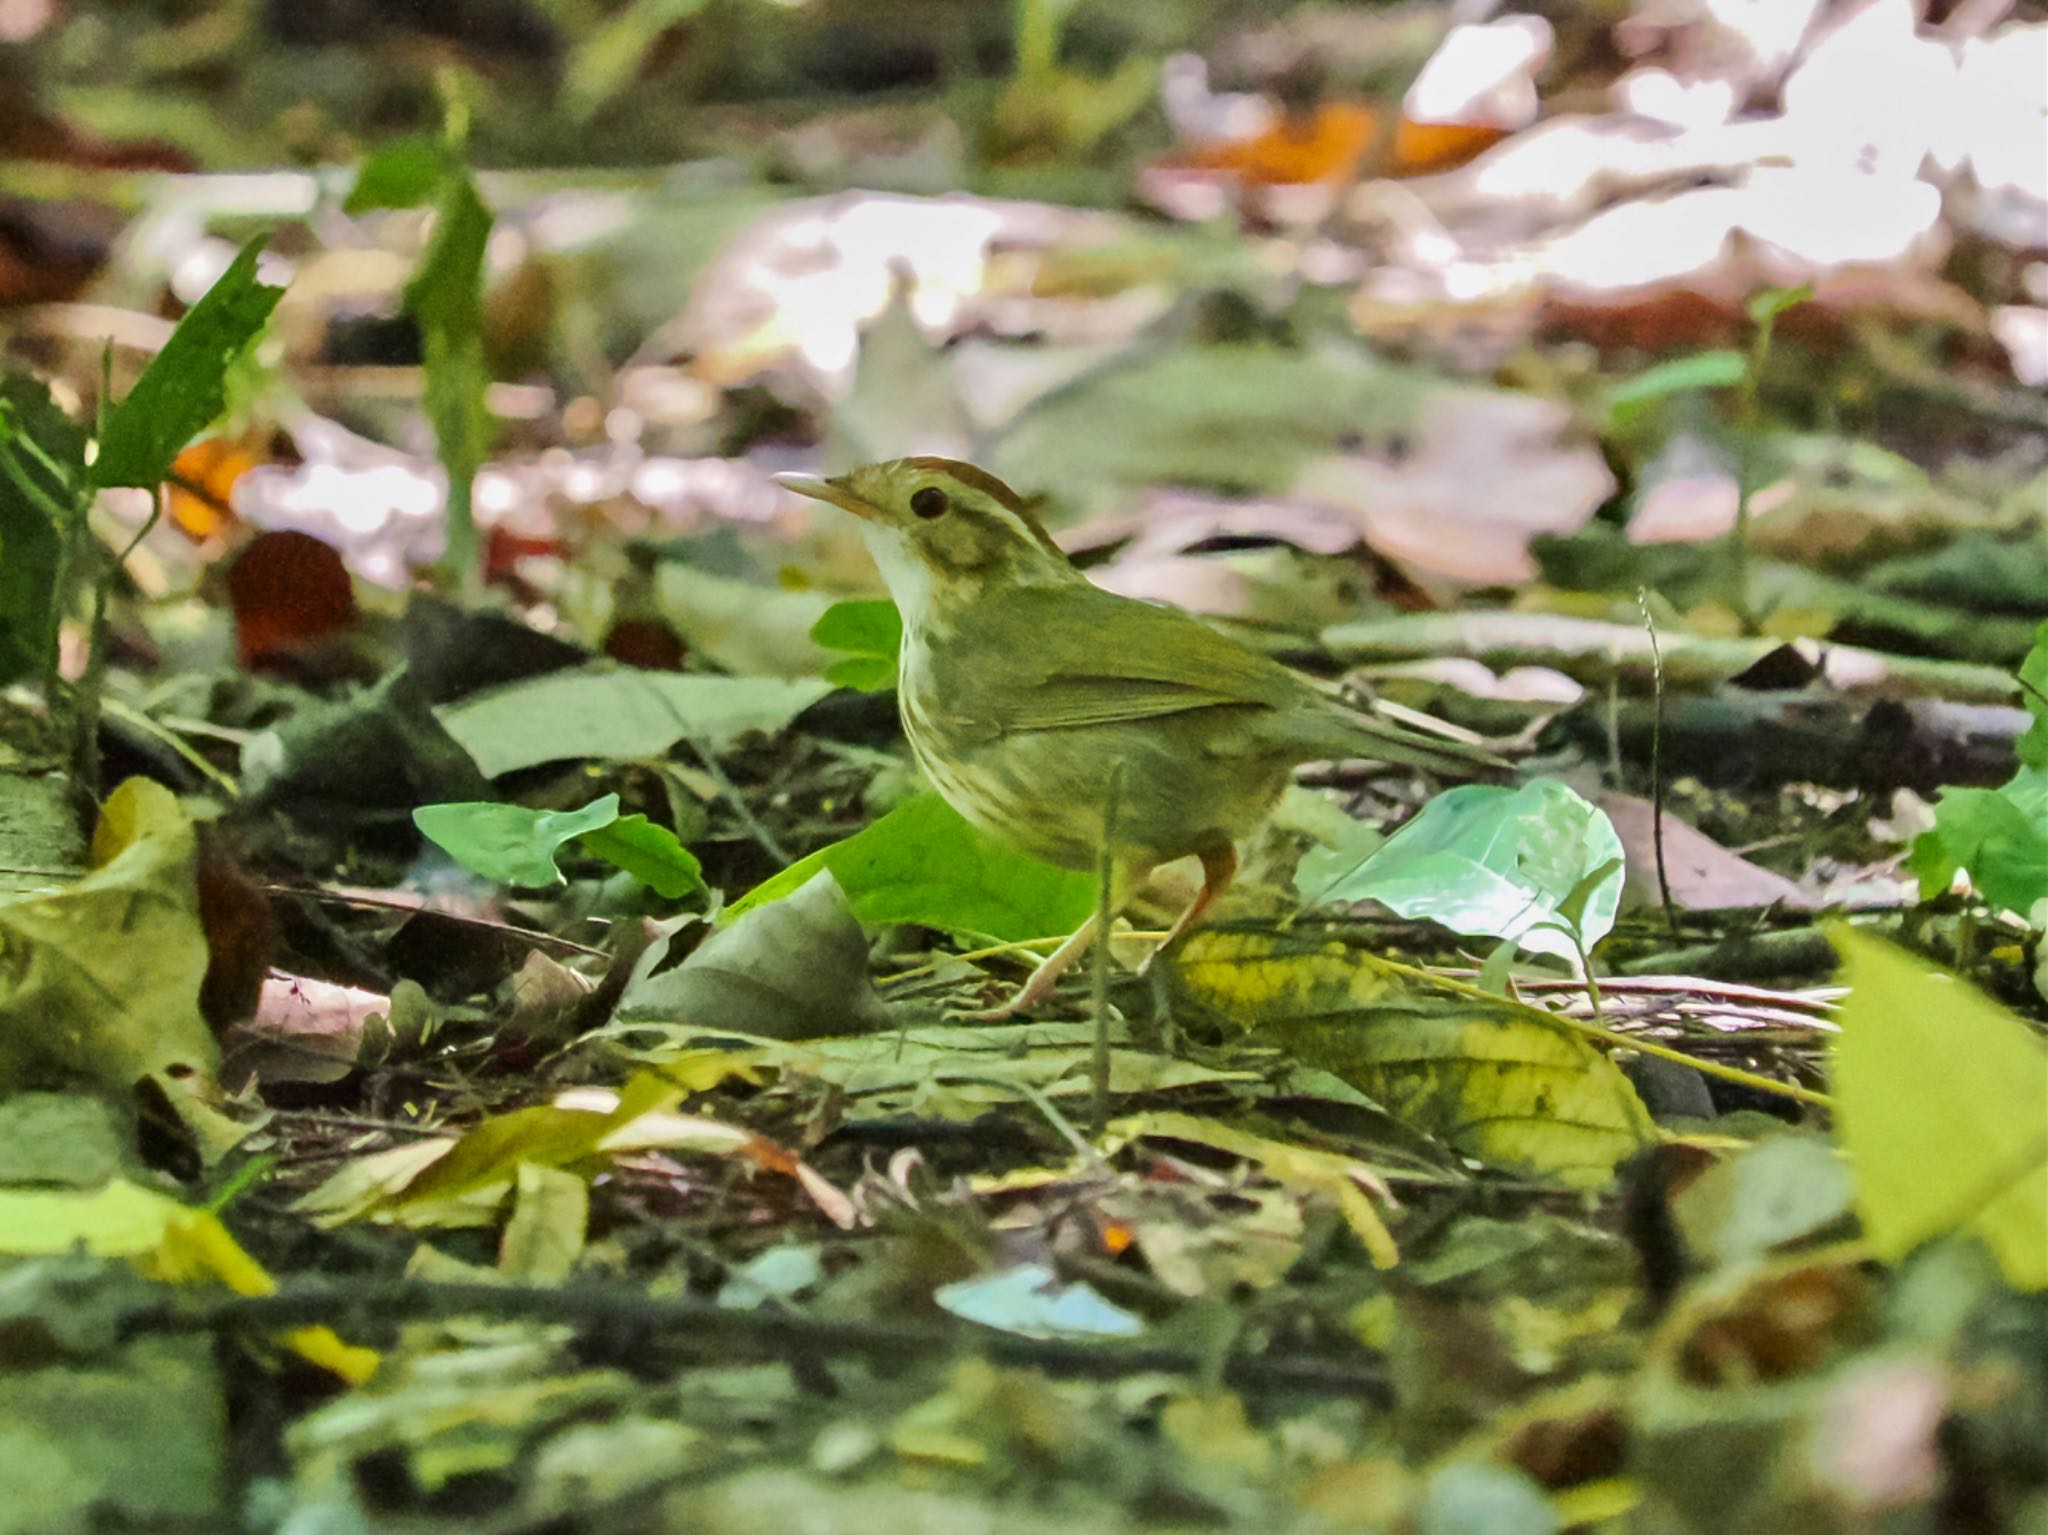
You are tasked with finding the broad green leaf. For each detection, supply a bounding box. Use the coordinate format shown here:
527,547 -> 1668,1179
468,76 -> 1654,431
652,563 -> 833,677
413,794 -> 624,888
436,666 -> 831,777
1312,779 -> 1624,961
1279,783 -> 1385,901
1164,928 -> 1655,1188
91,238 -> 284,489
0,373 -> 89,682
2018,620 -> 2046,770
577,814 -> 704,899
726,792 -> 1096,944
1909,626 -> 2048,921
1908,768 -> 2048,919
810,598 -> 901,692
1605,349 -> 1747,421
344,135 -> 450,212
1828,926 -> 2048,1290
1671,1134 -> 1855,1264
618,870 -> 888,1038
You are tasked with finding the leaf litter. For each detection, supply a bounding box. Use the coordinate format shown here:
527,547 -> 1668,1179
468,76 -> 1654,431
0,2 -> 2045,1531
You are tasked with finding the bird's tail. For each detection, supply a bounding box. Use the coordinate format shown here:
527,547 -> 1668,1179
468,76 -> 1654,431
1295,698 -> 1509,779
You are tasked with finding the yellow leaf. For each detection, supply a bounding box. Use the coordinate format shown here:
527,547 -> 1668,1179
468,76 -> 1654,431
1164,928 -> 1654,1188
0,1177 -> 377,1383
0,781 -> 228,1155
1828,927 -> 2048,1289
498,1162 -> 588,1283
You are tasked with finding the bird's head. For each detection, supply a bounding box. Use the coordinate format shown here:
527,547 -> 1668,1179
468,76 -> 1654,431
778,457 -> 1075,621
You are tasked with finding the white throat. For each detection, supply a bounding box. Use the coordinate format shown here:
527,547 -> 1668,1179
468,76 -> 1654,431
859,523 -> 937,633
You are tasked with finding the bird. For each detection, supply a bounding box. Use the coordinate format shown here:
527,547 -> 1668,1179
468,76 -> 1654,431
779,456 -> 1495,1018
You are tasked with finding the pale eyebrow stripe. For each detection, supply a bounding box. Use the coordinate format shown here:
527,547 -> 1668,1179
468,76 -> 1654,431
978,503 -> 1069,561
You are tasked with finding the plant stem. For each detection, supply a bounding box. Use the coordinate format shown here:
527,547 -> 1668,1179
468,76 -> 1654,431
1090,760 -> 1126,1141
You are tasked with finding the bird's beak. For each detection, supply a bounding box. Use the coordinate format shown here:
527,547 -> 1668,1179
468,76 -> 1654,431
774,472 -> 877,521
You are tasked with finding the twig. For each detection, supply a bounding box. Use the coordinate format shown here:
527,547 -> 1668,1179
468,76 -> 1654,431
100,696 -> 241,797
1091,760 -> 1126,1140
634,673 -> 790,865
127,1278 -> 1393,1402
1637,590 -> 1678,943
265,882 -> 609,958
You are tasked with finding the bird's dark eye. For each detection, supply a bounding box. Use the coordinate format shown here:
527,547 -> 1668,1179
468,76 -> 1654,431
911,486 -> 950,520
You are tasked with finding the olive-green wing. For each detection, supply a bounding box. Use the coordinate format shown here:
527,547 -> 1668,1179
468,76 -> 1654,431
952,583 -> 1309,735
944,583 -> 1503,776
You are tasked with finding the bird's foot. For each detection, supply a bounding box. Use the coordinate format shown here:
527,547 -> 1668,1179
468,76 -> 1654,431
951,976 -> 1059,1023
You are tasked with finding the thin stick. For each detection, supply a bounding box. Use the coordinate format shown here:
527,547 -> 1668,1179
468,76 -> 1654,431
1637,589 -> 1679,942
130,1278 -> 1392,1401
634,673 -> 790,865
1091,760 -> 1126,1141
100,696 -> 241,797
266,882 -> 609,957
1564,1010 -> 1832,1109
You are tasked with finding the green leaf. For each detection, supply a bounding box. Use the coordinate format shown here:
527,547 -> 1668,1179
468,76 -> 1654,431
0,374 -> 89,683
344,135 -> 451,213
562,0 -> 711,123
618,870 -> 889,1038
91,237 -> 284,489
1828,926 -> 2048,1290
1313,779 -> 1625,961
407,175 -> 494,576
1555,856 -> 1624,937
1671,1133 -> 1855,1264
810,598 -> 901,693
407,176 -> 491,337
1605,348 -> 1747,421
727,792 -> 1097,944
2017,620 -> 2047,770
436,667 -> 832,777
1908,768 -> 2048,919
1746,283 -> 1813,326
414,794 -> 624,888
577,814 -> 704,899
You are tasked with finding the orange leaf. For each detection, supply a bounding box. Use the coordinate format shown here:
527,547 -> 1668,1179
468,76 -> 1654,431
168,435 -> 262,542
1389,116 -> 1508,176
1183,103 -> 1381,186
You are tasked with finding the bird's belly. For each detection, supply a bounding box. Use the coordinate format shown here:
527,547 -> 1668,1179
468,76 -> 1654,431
903,691 -> 1292,873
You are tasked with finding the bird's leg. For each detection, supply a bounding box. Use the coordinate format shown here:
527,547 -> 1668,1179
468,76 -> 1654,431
1139,842 -> 1237,974
963,912 -> 1106,1022
964,858 -> 1142,1022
